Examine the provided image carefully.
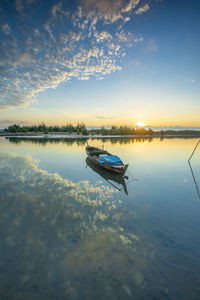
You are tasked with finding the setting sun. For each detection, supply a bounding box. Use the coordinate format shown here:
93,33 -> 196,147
136,121 -> 145,127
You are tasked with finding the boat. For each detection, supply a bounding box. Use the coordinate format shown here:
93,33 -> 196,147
86,157 -> 128,194
86,145 -> 129,175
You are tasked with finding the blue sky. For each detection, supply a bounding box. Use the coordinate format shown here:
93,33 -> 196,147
0,0 -> 200,128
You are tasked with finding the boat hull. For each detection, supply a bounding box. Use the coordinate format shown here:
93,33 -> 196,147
86,146 -> 128,175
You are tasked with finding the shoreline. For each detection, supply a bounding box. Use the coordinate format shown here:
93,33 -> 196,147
1,132 -> 200,139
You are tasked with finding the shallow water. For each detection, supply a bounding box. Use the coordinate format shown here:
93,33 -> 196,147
0,137 -> 200,300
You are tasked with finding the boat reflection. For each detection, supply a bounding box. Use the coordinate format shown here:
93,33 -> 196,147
86,157 -> 128,195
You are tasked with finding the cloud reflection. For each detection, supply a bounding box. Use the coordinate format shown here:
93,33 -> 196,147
0,152 -> 158,299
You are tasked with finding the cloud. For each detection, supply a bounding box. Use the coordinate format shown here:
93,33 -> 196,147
94,31 -> 112,42
1,24 -> 11,35
15,0 -> 37,14
124,16 -> 131,23
95,116 -> 117,119
188,78 -> 196,84
146,38 -> 158,53
122,0 -> 140,13
135,4 -> 150,15
116,30 -> 143,45
80,0 -> 124,22
51,1 -> 62,17
0,0 -> 150,110
80,0 -> 146,24
0,26 -> 121,109
15,0 -> 24,13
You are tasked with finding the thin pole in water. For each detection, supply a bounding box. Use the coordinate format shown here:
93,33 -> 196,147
188,160 -> 200,200
188,140 -> 200,162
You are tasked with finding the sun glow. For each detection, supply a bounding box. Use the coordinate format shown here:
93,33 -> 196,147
136,121 -> 145,127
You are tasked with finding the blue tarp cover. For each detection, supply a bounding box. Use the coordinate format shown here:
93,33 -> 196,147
98,155 -> 122,165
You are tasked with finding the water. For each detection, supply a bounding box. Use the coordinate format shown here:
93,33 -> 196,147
0,137 -> 200,300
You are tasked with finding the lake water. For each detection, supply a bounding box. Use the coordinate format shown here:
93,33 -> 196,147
0,137 -> 200,300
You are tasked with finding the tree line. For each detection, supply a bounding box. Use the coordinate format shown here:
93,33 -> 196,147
4,124 -> 200,136
89,126 -> 153,136
5,123 -> 154,136
5,123 -> 88,135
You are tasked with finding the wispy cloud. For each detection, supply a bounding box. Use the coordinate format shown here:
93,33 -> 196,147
187,78 -> 196,84
0,0 -> 150,110
146,38 -> 158,53
122,0 -> 140,13
80,0 -> 142,23
95,116 -> 117,120
51,1 -> 62,17
15,0 -> 38,15
116,30 -> 143,45
135,4 -> 150,15
1,24 -> 11,35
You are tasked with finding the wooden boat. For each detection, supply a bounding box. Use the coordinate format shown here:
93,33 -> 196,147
86,157 -> 128,194
86,145 -> 129,175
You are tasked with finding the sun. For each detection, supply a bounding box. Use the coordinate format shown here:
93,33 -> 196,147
136,121 -> 145,127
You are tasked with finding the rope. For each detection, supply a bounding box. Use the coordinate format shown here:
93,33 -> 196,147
126,169 -> 138,182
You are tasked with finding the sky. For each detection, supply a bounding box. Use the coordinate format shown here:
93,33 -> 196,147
0,0 -> 200,128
